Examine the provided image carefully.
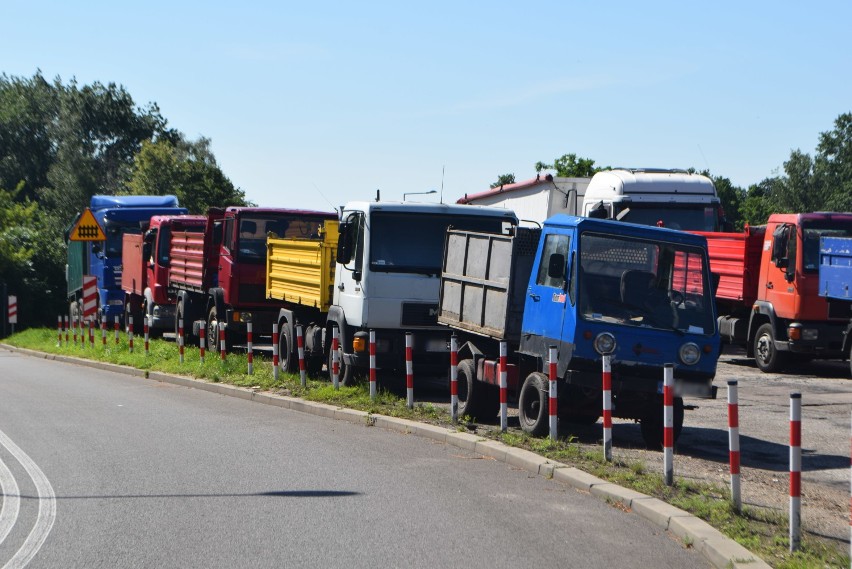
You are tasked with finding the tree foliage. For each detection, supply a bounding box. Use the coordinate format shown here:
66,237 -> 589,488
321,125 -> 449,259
126,136 -> 252,213
0,72 -> 243,327
490,173 -> 515,189
535,153 -> 601,177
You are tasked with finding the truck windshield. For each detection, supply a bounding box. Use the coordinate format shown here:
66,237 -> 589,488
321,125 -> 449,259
802,222 -> 852,273
578,232 -> 715,334
614,205 -> 720,232
370,212 -> 511,274
236,215 -> 328,262
104,221 -> 143,258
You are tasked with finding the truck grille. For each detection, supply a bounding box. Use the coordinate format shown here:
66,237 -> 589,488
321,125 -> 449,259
402,303 -> 439,327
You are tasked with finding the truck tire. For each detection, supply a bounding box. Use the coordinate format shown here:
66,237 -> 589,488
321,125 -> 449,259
753,323 -> 789,373
326,338 -> 357,385
279,325 -> 295,374
640,396 -> 684,450
518,372 -> 549,437
456,359 -> 499,421
207,306 -> 225,354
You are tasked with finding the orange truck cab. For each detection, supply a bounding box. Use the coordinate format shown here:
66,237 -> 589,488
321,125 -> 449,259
696,212 -> 852,372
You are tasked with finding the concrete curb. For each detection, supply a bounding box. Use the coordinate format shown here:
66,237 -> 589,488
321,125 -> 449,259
1,343 -> 770,569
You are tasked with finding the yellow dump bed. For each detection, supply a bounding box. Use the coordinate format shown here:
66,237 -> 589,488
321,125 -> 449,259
266,221 -> 338,312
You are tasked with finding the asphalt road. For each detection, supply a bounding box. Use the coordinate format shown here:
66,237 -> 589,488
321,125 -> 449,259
0,351 -> 706,568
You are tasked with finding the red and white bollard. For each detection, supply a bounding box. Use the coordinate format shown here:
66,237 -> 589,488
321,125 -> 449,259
178,319 -> 185,363
101,314 -> 106,347
602,354 -> 613,461
790,392 -> 802,552
219,323 -> 226,362
369,330 -> 377,400
199,322 -> 206,364
144,316 -> 150,356
88,318 -> 94,348
405,332 -> 414,409
663,363 -> 674,486
246,321 -> 253,375
331,327 -> 340,390
548,346 -> 558,441
499,341 -> 508,433
296,325 -> 306,387
64,315 -> 69,346
57,316 -> 62,346
271,323 -> 279,380
728,380 -> 741,511
114,315 -> 119,345
128,316 -> 134,353
73,315 -> 78,346
450,335 -> 459,423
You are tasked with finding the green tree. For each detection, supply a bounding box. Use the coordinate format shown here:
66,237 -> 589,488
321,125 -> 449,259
815,112 -> 852,211
489,173 -> 515,189
536,153 -> 601,177
125,136 -> 251,213
739,178 -> 778,227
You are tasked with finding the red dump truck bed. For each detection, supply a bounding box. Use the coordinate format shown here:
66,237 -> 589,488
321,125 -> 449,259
693,225 -> 765,308
169,228 -> 209,292
121,234 -> 146,296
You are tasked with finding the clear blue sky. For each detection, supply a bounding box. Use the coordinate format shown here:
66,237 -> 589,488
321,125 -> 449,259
4,1 -> 851,212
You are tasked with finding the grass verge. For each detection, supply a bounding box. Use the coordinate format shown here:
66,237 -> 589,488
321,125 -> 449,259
4,328 -> 848,568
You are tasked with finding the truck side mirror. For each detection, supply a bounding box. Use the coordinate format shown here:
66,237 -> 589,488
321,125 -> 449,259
547,253 -> 565,280
785,261 -> 795,283
337,221 -> 353,265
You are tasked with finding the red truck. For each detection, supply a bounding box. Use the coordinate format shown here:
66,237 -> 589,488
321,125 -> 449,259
121,215 -> 207,335
168,207 -> 336,349
697,212 -> 852,372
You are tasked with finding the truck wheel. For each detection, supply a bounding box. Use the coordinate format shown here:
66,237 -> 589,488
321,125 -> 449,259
326,338 -> 357,385
518,372 -> 549,437
640,396 -> 684,450
207,306 -> 224,354
279,325 -> 295,374
753,323 -> 789,373
456,359 -> 499,421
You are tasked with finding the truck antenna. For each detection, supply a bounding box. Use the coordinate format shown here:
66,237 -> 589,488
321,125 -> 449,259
311,183 -> 337,213
440,165 -> 445,204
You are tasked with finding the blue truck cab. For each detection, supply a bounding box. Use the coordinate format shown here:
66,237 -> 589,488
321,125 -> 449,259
66,195 -> 186,324
439,215 -> 720,446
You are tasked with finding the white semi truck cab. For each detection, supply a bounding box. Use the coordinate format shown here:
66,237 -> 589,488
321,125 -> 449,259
582,168 -> 723,232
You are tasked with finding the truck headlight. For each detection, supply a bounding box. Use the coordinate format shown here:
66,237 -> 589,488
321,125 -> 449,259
594,332 -> 616,355
679,343 -> 701,365
233,312 -> 252,323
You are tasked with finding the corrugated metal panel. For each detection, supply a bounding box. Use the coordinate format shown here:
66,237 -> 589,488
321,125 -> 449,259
266,222 -> 338,312
170,230 -> 206,289
696,227 -> 764,305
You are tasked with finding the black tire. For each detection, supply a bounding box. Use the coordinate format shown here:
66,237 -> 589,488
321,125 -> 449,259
753,323 -> 789,373
279,324 -> 295,374
176,300 -> 196,345
207,305 -> 223,354
326,325 -> 357,385
456,359 -> 499,421
518,372 -> 549,437
640,396 -> 685,450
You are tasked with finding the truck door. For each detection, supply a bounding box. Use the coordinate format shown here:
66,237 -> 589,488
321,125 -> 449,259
764,223 -> 798,318
335,211 -> 366,326
522,231 -> 572,353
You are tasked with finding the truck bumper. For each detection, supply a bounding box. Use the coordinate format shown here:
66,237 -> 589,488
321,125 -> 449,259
344,329 -> 450,373
565,363 -> 716,400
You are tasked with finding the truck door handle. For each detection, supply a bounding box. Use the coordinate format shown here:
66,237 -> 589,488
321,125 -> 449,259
766,282 -> 773,289
529,292 -> 540,301
338,283 -> 345,291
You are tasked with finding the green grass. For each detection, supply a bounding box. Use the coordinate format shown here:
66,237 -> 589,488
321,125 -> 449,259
4,327 -> 849,568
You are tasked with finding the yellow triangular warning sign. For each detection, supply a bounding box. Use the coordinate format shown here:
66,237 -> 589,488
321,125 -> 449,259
69,208 -> 106,241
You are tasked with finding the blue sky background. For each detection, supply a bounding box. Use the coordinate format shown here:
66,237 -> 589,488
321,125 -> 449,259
4,1 -> 850,211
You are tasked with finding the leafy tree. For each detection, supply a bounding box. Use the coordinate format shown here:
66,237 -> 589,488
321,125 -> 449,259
125,136 -> 252,213
536,153 -> 601,177
815,112 -> 852,211
489,173 -> 515,189
739,178 -> 778,227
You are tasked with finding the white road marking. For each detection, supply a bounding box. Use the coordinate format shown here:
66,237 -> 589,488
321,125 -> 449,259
0,429 -> 56,569
0,456 -> 20,546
